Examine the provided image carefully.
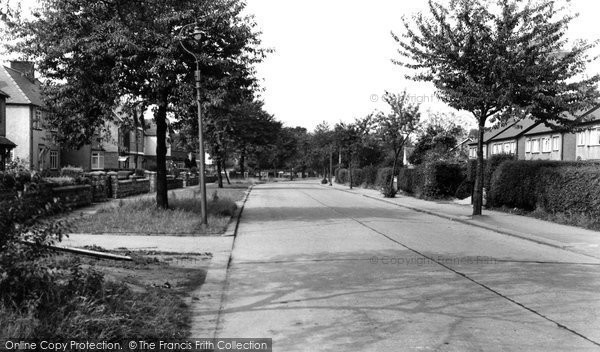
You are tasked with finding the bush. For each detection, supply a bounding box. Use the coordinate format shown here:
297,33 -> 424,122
455,179 -> 473,199
381,184 -> 397,198
60,166 -> 84,178
321,178 -> 328,184
336,168 -> 348,184
420,161 -> 464,198
397,168 -> 416,194
484,154 -> 515,189
536,165 -> 600,218
376,167 -> 394,188
350,168 -> 363,187
43,176 -> 76,187
488,160 -> 588,210
362,165 -> 378,187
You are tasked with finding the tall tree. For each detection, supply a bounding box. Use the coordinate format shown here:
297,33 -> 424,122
375,91 -> 420,192
6,0 -> 266,208
395,0 -> 599,215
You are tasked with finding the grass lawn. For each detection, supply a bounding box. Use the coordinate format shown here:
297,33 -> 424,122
1,250 -> 209,339
71,182 -> 251,235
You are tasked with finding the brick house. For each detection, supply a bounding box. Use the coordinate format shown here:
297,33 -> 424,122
61,106 -> 145,171
0,61 -> 60,171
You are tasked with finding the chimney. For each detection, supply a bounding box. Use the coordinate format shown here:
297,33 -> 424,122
10,61 -> 35,80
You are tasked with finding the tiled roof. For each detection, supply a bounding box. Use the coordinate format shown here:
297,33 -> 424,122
0,88 -> 9,98
468,119 -> 518,145
0,136 -> 16,147
0,66 -> 43,106
492,118 -> 539,141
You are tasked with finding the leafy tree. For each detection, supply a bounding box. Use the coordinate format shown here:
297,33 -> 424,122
409,124 -> 465,165
395,0 -> 599,215
6,0 -> 266,208
334,116 -> 374,189
375,91 -> 420,192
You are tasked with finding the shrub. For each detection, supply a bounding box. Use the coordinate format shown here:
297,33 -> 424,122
321,178 -> 328,184
484,154 -> 515,189
420,161 -> 464,198
43,176 -> 76,187
350,168 -> 363,187
455,179 -> 473,199
381,184 -> 397,198
488,160 -> 588,210
362,165 -> 378,187
537,165 -> 600,217
397,168 -> 414,193
376,167 -> 394,188
336,168 -> 348,184
60,166 -> 84,178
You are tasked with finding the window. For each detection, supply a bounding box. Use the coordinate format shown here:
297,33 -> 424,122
33,107 -> 43,129
525,139 -> 531,153
577,131 -> 586,146
510,142 -> 516,154
542,137 -> 551,153
50,151 -> 58,169
591,128 -> 600,146
552,136 -> 560,151
504,143 -> 511,154
91,151 -> 104,170
532,139 -> 540,153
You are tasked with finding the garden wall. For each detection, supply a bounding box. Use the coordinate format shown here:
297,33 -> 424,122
52,185 -> 93,209
110,177 -> 150,199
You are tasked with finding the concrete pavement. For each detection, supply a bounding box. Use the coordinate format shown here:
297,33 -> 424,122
216,181 -> 600,351
328,182 -> 600,260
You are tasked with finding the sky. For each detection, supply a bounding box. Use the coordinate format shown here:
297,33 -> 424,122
244,0 -> 600,131
6,0 -> 600,132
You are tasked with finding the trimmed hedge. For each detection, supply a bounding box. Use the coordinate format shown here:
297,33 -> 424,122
488,160 -> 596,210
376,167 -> 393,188
350,168 -> 363,187
362,165 -> 378,187
336,168 -> 348,184
537,166 -> 600,217
397,161 -> 464,199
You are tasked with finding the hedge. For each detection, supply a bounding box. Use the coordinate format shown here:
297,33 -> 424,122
350,168 -> 363,187
537,166 -> 600,217
397,161 -> 464,199
488,160 -> 597,210
362,165 -> 378,187
335,168 -> 348,184
376,167 -> 393,188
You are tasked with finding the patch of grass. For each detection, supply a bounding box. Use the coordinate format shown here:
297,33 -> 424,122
72,188 -> 242,235
1,252 -> 206,339
492,206 -> 600,231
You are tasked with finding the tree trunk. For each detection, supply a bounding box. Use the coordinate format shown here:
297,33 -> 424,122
155,93 -> 169,209
223,159 -> 231,185
216,156 -> 224,188
239,149 -> 246,175
390,147 -> 401,191
472,119 -> 486,216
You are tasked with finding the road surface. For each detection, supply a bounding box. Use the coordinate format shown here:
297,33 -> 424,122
216,181 -> 600,351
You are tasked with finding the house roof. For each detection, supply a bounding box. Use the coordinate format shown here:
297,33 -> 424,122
468,119 -> 519,146
0,136 -> 17,148
0,88 -> 9,98
0,65 -> 43,106
491,118 -> 539,141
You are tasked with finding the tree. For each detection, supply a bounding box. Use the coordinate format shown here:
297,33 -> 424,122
334,116 -> 374,189
7,0 -> 266,208
395,0 -> 599,215
375,91 -> 420,192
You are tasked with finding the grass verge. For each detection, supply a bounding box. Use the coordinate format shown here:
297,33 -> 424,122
0,250 -> 208,339
72,184 -> 249,235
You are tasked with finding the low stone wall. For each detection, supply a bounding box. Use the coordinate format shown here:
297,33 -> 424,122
167,177 -> 183,190
87,171 -> 111,202
182,173 -> 199,187
51,185 -> 93,209
111,177 -> 150,199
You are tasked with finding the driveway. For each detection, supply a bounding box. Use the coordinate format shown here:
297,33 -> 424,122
216,181 -> 600,351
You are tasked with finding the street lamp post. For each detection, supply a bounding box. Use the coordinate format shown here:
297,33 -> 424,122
180,23 -> 208,226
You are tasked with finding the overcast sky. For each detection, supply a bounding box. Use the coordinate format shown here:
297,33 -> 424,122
8,0 -> 600,132
244,0 -> 600,131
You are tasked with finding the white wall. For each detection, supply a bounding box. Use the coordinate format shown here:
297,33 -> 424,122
5,105 -> 31,165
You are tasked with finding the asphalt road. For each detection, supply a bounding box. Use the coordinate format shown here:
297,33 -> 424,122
216,181 -> 600,351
